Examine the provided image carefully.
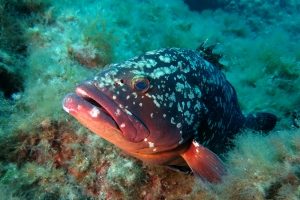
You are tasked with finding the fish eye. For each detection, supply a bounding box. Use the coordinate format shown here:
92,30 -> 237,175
132,76 -> 150,93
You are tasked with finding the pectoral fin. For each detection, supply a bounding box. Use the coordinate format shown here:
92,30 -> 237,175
181,140 -> 227,184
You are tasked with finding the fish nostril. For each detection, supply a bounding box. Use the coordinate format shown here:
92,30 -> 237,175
114,79 -> 126,86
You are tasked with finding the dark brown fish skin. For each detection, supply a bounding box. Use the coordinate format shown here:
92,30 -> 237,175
62,47 -> 277,185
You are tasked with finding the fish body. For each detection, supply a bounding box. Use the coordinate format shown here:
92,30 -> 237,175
63,47 -> 277,184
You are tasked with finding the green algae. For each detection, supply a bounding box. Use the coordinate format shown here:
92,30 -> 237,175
0,0 -> 299,199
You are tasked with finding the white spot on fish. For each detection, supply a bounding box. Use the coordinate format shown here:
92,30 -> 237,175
159,55 -> 171,63
90,107 -> 100,117
194,100 -> 201,110
132,92 -> 137,98
187,101 -> 191,109
181,102 -> 185,110
193,140 -> 200,147
185,112 -> 194,125
125,109 -> 132,115
150,66 -> 177,79
157,95 -> 164,101
184,110 -> 190,117
169,92 -> 176,102
195,87 -> 202,98
153,100 -> 160,107
182,66 -> 190,73
179,137 -> 184,144
120,123 -> 125,128
148,142 -> 154,148
148,59 -> 157,67
139,103 -> 143,107
113,95 -> 116,100
175,83 -> 184,92
145,93 -> 152,98
171,117 -> 176,124
188,91 -> 195,99
115,109 -> 121,116
177,103 -> 182,112
177,74 -> 185,80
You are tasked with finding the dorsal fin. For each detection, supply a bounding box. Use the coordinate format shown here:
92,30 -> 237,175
196,39 -> 226,70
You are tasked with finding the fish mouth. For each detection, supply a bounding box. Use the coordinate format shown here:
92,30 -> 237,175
62,93 -> 118,132
62,82 -> 149,143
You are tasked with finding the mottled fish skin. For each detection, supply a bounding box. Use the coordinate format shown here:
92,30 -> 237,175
63,47 -> 277,184
91,48 -> 243,152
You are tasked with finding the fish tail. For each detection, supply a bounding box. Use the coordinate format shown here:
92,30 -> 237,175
245,112 -> 277,132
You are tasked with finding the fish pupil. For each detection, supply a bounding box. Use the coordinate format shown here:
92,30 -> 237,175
136,82 -> 147,89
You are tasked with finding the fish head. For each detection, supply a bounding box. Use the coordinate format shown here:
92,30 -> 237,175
62,48 -> 205,155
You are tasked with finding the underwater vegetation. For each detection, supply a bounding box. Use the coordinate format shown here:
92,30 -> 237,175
67,13 -> 123,68
191,129 -> 300,199
0,0 -> 299,199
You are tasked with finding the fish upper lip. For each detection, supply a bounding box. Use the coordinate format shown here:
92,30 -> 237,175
75,85 -> 115,124
77,90 -> 112,118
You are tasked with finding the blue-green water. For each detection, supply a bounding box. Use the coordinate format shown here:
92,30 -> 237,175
0,0 -> 299,199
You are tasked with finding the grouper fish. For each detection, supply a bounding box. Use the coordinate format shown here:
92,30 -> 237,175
62,46 -> 277,185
